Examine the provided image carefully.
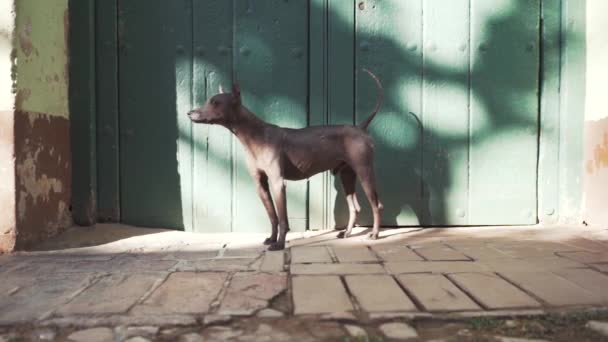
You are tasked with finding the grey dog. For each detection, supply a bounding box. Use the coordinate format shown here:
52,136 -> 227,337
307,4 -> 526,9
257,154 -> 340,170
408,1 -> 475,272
188,69 -> 384,250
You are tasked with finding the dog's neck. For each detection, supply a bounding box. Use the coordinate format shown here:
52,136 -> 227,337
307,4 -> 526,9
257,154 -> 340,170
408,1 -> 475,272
226,106 -> 270,151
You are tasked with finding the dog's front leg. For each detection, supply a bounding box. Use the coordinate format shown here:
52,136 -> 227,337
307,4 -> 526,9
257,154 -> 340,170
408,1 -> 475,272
268,176 -> 289,251
253,173 -> 279,245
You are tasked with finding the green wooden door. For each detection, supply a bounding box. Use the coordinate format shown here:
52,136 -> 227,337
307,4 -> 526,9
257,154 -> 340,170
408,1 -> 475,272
117,0 -> 308,232
115,0 -> 540,231
352,0 -> 541,226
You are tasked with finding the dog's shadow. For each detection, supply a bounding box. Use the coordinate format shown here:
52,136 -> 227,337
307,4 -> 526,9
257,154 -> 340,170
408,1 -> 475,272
331,151 -> 442,233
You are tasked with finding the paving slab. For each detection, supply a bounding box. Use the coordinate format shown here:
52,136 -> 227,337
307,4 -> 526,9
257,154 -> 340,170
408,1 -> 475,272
371,244 -> 424,262
448,272 -> 541,309
290,263 -> 385,275
172,258 -> 254,272
410,243 -> 471,261
131,272 -> 227,315
332,247 -> 377,263
110,256 -> 179,273
560,238 -> 608,252
586,321 -> 608,337
557,251 -> 608,264
161,243 -> 220,260
59,273 -> 162,315
385,261 -> 488,274
345,275 -> 417,312
41,315 -> 197,328
292,276 -> 353,314
0,274 -> 93,323
552,268 -> 608,302
480,257 -> 585,272
491,242 -> 575,259
257,308 -> 284,318
260,251 -> 285,272
5,259 -> 113,275
67,327 -> 114,342
218,272 -> 287,315
592,263 -> 608,273
396,274 -> 480,312
499,271 -> 598,306
222,247 -> 266,258
445,244 -> 510,260
379,322 -> 418,340
291,246 -> 332,263
344,324 -> 367,338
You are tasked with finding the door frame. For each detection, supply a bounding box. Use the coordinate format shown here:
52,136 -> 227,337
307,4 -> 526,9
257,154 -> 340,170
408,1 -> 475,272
70,0 -> 586,228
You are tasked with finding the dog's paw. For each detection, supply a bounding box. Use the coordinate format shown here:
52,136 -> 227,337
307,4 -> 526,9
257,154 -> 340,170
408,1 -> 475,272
263,237 -> 278,245
367,232 -> 379,240
267,243 -> 285,251
337,231 -> 352,239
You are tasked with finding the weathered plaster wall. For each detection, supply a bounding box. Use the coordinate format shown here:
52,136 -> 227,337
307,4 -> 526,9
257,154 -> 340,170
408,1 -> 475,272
583,0 -> 608,227
10,0 -> 72,250
0,1 -> 16,252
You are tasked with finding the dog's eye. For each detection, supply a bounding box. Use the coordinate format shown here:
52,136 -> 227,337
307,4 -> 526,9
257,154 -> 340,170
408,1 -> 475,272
210,99 -> 218,106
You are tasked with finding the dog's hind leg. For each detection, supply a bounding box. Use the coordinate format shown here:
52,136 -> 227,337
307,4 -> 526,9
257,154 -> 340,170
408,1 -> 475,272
253,172 -> 279,245
338,166 -> 358,238
354,165 -> 383,240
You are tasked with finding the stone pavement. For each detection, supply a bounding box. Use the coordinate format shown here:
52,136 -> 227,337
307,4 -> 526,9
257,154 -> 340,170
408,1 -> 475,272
1,224 -> 608,341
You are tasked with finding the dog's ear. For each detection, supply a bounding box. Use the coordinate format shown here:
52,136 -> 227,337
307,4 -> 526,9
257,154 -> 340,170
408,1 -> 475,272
231,83 -> 241,104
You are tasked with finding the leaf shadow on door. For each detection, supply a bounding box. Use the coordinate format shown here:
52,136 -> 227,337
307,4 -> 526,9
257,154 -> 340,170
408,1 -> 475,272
167,0 -> 580,234
330,0 -> 563,231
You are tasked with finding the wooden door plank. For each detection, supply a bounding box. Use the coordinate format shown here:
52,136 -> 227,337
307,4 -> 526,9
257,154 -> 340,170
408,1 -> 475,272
469,0 -> 540,224
192,0 -> 234,233
233,0 -> 309,232
95,0 -> 120,222
355,0 -> 424,226
421,0 -> 470,225
327,0 -> 356,229
309,0 -> 331,230
118,0 -> 193,229
537,0 -> 561,224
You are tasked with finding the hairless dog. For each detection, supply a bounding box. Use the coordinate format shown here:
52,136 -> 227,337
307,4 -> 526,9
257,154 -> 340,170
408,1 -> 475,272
188,69 -> 384,250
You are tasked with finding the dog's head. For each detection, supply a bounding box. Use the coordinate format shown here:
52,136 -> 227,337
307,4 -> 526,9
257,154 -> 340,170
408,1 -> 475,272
188,83 -> 241,125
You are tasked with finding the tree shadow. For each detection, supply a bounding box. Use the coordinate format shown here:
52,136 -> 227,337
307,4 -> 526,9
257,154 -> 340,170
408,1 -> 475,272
108,0 -> 581,236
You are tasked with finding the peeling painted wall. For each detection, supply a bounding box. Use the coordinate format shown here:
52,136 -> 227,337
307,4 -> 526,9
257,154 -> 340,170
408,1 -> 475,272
14,0 -> 69,116
0,0 -> 16,252
583,0 -> 608,226
8,0 -> 72,250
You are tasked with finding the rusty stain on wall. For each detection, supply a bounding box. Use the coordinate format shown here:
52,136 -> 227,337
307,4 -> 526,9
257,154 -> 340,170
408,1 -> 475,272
14,88 -> 30,109
0,110 -> 16,253
583,117 -> 608,226
585,120 -> 608,175
14,110 -> 72,249
18,17 -> 34,57
588,132 -> 608,174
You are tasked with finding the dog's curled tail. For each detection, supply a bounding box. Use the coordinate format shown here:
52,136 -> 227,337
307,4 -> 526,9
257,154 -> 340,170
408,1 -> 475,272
358,68 -> 384,131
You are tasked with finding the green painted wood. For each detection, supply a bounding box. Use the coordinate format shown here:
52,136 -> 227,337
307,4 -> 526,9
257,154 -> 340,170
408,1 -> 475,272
355,0 -> 424,226
106,0 -> 551,231
328,0 -> 356,229
95,0 -> 120,222
69,0 -> 97,225
469,0 -> 540,224
118,0 -> 192,229
309,0 -> 331,230
538,0 -> 561,224
557,0 -> 585,223
233,0 -> 309,232
421,0 -> 470,225
192,0 -> 234,233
